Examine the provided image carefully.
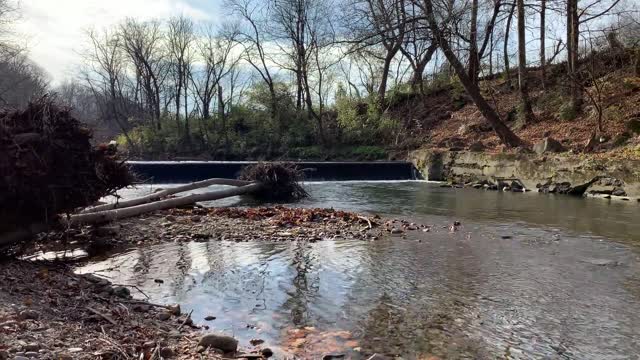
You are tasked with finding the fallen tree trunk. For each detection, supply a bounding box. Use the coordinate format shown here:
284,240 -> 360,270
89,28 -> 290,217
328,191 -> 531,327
67,182 -> 264,226
81,178 -> 252,213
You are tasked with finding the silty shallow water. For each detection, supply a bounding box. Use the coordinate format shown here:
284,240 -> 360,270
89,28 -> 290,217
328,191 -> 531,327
77,181 -> 640,359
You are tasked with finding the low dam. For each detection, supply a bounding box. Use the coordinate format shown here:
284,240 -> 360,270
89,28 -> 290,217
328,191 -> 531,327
128,161 -> 419,183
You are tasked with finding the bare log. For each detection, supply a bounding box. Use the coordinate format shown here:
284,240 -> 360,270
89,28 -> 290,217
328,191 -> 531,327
67,182 -> 264,226
82,178 -> 253,213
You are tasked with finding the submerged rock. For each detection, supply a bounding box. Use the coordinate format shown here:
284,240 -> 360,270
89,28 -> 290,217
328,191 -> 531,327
198,334 -> 238,353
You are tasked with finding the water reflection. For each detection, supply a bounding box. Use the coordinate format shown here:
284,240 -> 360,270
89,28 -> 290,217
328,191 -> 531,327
78,226 -> 640,358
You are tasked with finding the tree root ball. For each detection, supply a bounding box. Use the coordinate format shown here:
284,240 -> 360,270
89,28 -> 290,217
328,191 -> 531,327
0,96 -> 134,233
239,162 -> 309,201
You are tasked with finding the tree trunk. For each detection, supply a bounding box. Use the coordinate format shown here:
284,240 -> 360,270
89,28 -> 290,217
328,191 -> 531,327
504,1 -> 516,87
68,183 -> 263,226
540,0 -> 546,89
567,0 -> 581,111
516,0 -> 534,127
81,178 -> 252,213
423,0 -> 523,148
468,0 -> 480,84
378,53 -> 395,105
218,85 -> 229,153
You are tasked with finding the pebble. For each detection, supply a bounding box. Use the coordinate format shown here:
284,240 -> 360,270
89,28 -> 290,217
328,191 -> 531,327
14,357 -> 29,360
157,312 -> 172,321
18,310 -> 40,320
261,348 -> 274,358
24,352 -> 38,358
22,344 -> 39,352
67,348 -> 83,353
112,286 -> 131,299
390,228 -> 404,234
132,304 -> 150,312
160,347 -> 174,358
204,316 -> 216,321
198,333 -> 238,353
168,304 -> 181,316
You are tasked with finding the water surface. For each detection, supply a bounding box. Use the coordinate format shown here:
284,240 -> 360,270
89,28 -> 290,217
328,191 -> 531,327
80,181 -> 640,359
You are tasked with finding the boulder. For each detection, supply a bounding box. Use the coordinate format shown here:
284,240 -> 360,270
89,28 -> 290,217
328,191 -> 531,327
533,137 -> 566,155
198,334 -> 238,353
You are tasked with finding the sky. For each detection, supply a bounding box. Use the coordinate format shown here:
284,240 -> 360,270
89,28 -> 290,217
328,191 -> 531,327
14,0 -> 220,84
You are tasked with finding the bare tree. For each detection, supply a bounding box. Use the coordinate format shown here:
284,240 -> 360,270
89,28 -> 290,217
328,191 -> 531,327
82,29 -> 137,148
516,0 -> 534,127
228,0 -> 279,126
167,15 -> 195,136
503,0 -> 515,86
119,18 -> 167,130
539,0 -> 546,88
399,0 -> 438,93
420,0 -> 523,147
346,0 -> 408,104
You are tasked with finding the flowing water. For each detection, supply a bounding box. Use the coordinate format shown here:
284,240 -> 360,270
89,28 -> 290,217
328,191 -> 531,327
78,181 -> 640,359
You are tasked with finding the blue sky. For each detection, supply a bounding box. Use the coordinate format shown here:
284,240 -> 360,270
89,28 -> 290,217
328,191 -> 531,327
15,0 -> 222,84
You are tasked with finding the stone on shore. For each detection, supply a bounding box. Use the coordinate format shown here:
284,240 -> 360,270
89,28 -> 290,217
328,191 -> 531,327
198,333 -> 238,353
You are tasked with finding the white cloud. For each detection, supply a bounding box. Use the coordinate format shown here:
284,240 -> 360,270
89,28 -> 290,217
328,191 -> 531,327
14,0 -> 214,84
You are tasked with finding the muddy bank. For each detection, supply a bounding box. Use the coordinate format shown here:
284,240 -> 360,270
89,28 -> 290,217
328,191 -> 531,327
409,149 -> 640,200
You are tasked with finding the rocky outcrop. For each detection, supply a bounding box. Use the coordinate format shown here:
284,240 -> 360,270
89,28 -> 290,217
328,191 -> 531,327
409,149 -> 640,200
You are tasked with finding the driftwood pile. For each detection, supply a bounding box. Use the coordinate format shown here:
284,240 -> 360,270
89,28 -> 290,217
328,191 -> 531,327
73,162 -> 309,226
0,97 -> 133,235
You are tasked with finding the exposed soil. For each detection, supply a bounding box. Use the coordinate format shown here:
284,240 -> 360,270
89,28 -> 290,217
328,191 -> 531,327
390,57 -> 640,160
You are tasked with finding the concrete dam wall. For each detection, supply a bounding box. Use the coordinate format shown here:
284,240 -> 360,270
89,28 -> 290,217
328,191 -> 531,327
128,161 -> 420,183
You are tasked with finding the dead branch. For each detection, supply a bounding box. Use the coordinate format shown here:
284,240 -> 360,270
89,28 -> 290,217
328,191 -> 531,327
66,182 -> 264,226
81,178 -> 252,213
